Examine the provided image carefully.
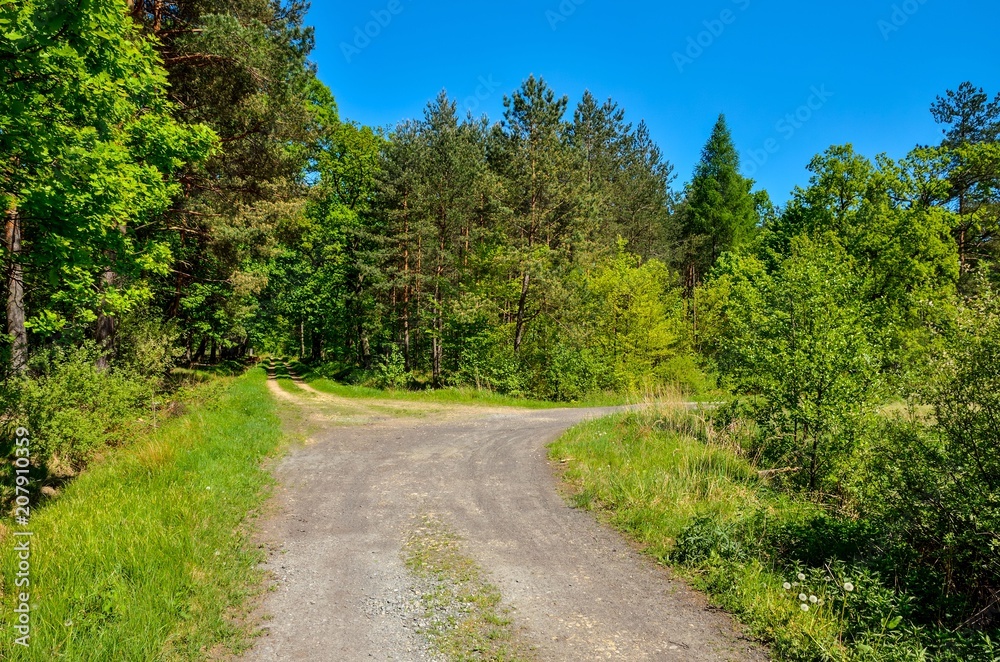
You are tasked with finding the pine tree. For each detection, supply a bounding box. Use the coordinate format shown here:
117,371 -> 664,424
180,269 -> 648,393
492,76 -> 578,352
568,93 -> 675,261
929,83 -> 1000,282
414,93 -> 488,382
680,114 -> 757,290
931,82 -> 1000,147
128,0 -> 317,359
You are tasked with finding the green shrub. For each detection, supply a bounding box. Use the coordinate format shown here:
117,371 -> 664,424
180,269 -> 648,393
0,345 -> 153,503
709,236 -> 882,492
852,296 -> 1000,629
373,346 -> 409,389
675,516 -> 745,564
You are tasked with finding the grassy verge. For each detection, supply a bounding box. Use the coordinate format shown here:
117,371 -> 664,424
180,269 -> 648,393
404,515 -> 535,661
0,367 -> 285,660
283,359 -> 640,410
548,408 -> 951,662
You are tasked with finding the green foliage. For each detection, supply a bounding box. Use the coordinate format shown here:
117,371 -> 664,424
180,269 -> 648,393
0,346 -> 153,488
770,145 -> 960,380
854,289 -> 1000,627
261,78 -> 696,401
710,234 -> 881,490
569,91 -> 676,260
450,325 -> 528,396
0,0 -> 216,341
374,346 -> 410,390
256,89 -> 387,365
674,516 -> 746,564
131,0 -> 319,356
680,114 -> 758,282
552,409 -> 1000,661
585,244 -> 691,390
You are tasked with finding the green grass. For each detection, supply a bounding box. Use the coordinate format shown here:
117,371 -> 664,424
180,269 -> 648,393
549,408 -> 790,557
404,515 -> 535,661
283,358 -> 629,409
548,408 -> 866,661
0,368 -> 286,660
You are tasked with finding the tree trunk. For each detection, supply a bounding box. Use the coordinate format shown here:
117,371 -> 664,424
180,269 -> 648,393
513,271 -> 531,353
95,223 -> 126,371
299,320 -> 305,359
414,234 -> 422,354
210,337 -> 217,364
432,230 -> 445,384
95,267 -> 117,371
169,230 -> 186,318
5,205 -> 27,374
192,335 -> 208,363
514,162 -> 539,355
311,328 -> 322,362
360,333 -> 372,369
402,200 -> 412,370
432,288 -> 442,384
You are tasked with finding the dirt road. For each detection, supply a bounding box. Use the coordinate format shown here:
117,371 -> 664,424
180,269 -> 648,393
246,371 -> 767,661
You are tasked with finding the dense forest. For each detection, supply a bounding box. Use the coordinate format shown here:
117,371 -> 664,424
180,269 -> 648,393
2,0 -> 999,659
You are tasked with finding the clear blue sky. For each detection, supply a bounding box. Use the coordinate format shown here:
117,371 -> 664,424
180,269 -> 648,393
306,0 -> 999,204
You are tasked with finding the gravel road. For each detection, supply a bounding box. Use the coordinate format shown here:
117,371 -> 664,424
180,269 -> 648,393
245,377 -> 768,661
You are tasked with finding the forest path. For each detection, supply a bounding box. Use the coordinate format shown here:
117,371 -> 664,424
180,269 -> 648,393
245,364 -> 767,661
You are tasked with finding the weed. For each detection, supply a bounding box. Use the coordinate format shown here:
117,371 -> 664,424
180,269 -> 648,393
403,514 -> 535,661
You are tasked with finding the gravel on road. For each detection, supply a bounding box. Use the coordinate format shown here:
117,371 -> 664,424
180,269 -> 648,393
245,376 -> 767,661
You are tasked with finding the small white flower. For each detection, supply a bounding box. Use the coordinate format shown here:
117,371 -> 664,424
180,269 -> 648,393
844,582 -> 855,592
799,594 -> 808,602
809,595 -> 818,603
801,603 -> 810,612
797,573 -> 806,581
783,582 -> 792,590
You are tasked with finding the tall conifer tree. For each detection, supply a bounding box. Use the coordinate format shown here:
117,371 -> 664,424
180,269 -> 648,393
681,114 -> 756,289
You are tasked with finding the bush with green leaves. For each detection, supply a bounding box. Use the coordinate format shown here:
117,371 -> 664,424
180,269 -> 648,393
373,346 -> 410,390
0,346 -> 153,503
854,290 -> 1000,630
450,325 -> 529,397
708,234 -> 882,491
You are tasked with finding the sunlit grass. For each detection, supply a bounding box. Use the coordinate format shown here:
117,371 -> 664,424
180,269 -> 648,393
549,408 -> 854,661
282,358 -> 665,409
0,368 -> 286,660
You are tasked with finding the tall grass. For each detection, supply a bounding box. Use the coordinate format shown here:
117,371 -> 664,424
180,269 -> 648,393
550,408 -> 795,560
548,408 -> 901,662
0,368 -> 284,660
